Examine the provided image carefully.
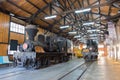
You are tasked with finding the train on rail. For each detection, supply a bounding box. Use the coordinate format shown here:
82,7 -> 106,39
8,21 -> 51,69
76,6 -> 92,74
13,25 -> 72,69
82,39 -> 98,61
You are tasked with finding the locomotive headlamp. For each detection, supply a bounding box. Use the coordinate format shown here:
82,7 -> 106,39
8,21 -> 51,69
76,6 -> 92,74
23,43 -> 28,50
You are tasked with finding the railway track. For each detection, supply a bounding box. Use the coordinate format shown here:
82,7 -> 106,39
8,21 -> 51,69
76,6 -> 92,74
0,60 -> 92,80
0,68 -> 27,79
58,62 -> 92,80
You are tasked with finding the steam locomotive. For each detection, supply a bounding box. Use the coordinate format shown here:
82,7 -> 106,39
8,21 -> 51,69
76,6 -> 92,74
82,39 -> 98,61
13,25 -> 72,69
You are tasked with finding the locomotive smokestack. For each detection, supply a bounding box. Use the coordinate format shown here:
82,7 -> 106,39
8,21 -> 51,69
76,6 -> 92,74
26,25 -> 38,41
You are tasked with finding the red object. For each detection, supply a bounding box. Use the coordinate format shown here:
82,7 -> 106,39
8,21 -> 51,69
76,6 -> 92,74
23,43 -> 28,50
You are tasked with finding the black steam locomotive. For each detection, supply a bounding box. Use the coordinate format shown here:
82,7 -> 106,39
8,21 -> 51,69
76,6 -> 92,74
13,25 -> 72,69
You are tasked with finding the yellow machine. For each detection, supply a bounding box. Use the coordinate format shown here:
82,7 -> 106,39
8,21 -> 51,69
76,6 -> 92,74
73,47 -> 83,58
82,48 -> 89,53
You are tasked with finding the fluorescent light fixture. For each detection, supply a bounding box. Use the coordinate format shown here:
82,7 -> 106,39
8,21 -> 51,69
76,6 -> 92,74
100,35 -> 104,37
68,31 -> 77,34
45,15 -> 57,19
98,44 -> 104,48
10,13 -> 15,16
60,25 -> 69,29
100,31 -> 104,33
83,44 -> 87,48
75,8 -> 91,13
83,22 -> 94,26
77,38 -> 84,40
89,34 -> 97,37
78,38 -> 82,40
99,51 -> 104,54
87,29 -> 100,32
90,37 -> 98,39
74,35 -> 81,38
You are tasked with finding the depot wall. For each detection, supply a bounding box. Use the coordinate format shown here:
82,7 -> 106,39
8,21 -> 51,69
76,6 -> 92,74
0,12 -> 10,56
0,12 -> 50,56
107,19 -> 120,61
0,12 -> 62,56
0,12 -> 25,56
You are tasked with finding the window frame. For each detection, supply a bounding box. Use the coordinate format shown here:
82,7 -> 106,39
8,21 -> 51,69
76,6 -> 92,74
10,22 -> 25,34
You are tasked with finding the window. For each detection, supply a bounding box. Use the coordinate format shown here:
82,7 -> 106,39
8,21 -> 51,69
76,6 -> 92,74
10,22 -> 25,34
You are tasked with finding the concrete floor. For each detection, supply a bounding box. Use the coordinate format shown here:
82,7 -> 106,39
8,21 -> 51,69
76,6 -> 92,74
80,57 -> 120,80
0,57 -> 120,80
0,58 -> 84,80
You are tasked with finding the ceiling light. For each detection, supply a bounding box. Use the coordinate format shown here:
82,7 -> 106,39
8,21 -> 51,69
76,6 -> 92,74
98,44 -> 104,48
10,13 -> 15,16
74,35 -> 81,38
89,34 -> 97,37
77,37 -> 84,40
90,37 -> 98,39
44,15 -> 57,19
78,38 -> 82,40
100,31 -> 104,33
100,35 -> 104,37
118,10 -> 120,13
60,25 -> 69,29
83,22 -> 94,26
75,8 -> 91,13
83,44 -> 87,48
87,29 -> 100,32
68,31 -> 77,34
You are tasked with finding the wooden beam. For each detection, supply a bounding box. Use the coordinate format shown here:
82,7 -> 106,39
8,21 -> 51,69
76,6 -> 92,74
43,0 -> 62,25
81,0 -> 87,19
27,0 -> 99,20
29,0 -> 54,23
7,0 -> 32,15
26,0 -> 56,26
47,0 -> 115,17
56,0 -> 75,22
59,0 -> 76,22
106,13 -> 120,20
68,0 -> 82,21
26,0 -> 39,9
86,0 -> 90,20
76,0 -> 85,19
91,12 -> 108,17
108,5 -> 112,16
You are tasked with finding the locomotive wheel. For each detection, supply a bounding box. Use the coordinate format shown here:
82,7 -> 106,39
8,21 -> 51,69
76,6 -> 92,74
25,59 -> 30,69
94,55 -> 98,60
35,59 -> 41,69
84,55 -> 90,62
13,57 -> 17,67
29,58 -> 35,68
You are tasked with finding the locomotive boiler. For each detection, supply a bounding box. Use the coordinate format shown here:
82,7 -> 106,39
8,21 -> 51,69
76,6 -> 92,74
13,25 -> 72,69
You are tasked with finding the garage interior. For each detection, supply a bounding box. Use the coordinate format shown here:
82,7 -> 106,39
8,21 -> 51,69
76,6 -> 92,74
0,0 -> 120,80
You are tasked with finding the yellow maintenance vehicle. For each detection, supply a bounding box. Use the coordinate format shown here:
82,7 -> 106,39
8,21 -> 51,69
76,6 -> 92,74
73,47 -> 83,58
